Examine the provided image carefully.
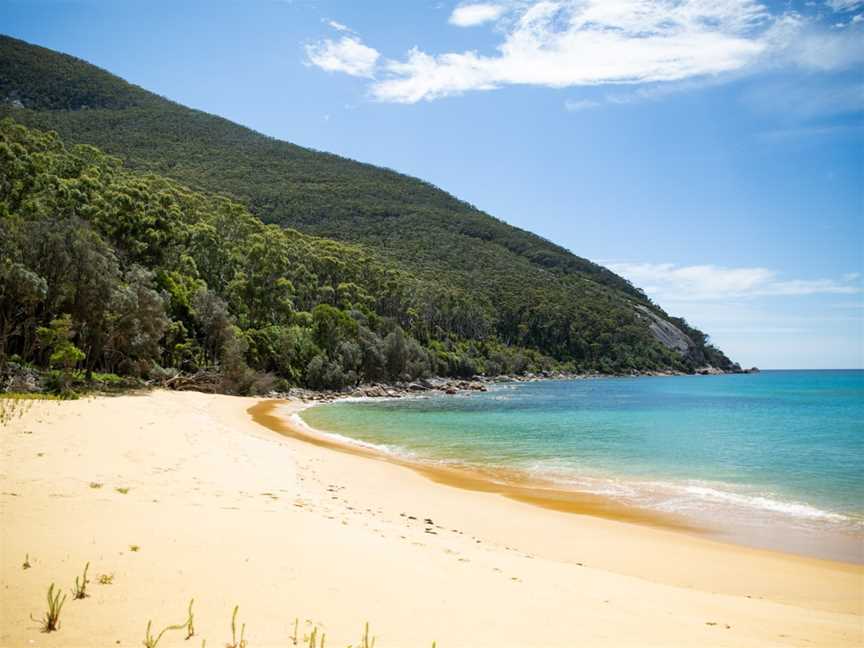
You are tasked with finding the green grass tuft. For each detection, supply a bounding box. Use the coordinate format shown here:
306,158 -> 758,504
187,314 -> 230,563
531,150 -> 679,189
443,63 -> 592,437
31,582 -> 66,632
227,604 -> 247,648
185,598 -> 195,639
142,618 -> 187,648
72,561 -> 90,599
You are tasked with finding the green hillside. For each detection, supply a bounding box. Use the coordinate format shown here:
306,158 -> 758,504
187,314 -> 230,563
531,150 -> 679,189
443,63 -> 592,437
0,35 -> 738,386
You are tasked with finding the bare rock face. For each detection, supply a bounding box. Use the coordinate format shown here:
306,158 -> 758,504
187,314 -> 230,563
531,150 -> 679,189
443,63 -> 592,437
634,305 -> 694,355
696,366 -> 725,375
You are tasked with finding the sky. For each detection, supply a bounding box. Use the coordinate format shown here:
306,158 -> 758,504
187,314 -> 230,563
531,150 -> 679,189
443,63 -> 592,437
3,0 -> 863,368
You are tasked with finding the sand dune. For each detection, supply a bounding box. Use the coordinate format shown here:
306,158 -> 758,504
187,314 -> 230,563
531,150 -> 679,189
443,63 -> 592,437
1,390 -> 861,647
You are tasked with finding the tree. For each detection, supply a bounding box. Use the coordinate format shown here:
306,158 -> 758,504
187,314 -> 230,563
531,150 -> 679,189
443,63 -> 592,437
36,315 -> 85,395
0,259 -> 47,365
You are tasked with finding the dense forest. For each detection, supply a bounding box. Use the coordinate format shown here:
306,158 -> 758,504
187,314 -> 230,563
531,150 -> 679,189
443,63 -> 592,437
0,36 -> 738,393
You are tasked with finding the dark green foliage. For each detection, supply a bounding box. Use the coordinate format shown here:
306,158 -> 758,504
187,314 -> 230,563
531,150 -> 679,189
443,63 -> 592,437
36,316 -> 84,395
0,118 -> 548,389
0,34 -> 737,384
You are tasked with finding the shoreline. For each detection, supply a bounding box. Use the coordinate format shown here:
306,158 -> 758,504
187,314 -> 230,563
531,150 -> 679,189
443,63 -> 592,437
2,390 -> 862,646
261,397 -> 864,565
249,397 -> 862,617
249,399 -> 698,532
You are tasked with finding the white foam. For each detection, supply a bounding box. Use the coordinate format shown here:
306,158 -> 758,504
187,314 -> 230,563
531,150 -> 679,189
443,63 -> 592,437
517,459 -> 858,526
287,410 -> 414,458
660,483 -> 851,522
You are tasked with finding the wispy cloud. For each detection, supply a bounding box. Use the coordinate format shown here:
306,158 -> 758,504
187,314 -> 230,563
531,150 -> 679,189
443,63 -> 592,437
305,36 -> 380,78
305,1 -> 864,104
564,98 -> 600,112
826,0 -> 864,12
373,0 -> 772,103
449,3 -> 506,27
606,262 -> 862,300
325,19 -> 353,33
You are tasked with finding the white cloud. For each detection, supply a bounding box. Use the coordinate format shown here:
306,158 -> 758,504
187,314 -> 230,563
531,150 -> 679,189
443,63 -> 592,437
305,36 -> 380,78
761,12 -> 864,70
564,98 -> 600,111
305,1 -> 864,104
326,20 -> 353,33
826,0 -> 864,12
449,3 -> 506,27
374,0 -> 777,102
605,262 -> 862,300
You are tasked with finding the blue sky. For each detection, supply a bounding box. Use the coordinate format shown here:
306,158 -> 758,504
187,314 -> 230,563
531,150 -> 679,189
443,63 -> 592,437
4,0 -> 863,368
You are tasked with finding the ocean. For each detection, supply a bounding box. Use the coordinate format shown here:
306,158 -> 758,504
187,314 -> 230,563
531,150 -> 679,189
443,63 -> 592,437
298,370 -> 864,562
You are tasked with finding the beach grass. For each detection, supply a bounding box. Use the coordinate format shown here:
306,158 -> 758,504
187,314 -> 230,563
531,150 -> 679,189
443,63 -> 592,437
71,562 -> 90,599
185,598 -> 195,640
143,618 -> 187,648
227,604 -> 247,648
31,583 -> 66,632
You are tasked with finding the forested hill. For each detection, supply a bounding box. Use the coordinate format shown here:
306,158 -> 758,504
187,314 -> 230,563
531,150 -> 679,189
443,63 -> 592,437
0,35 -> 738,383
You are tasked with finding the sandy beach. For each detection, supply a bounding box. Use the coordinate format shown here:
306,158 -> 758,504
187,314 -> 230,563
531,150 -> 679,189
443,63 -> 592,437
1,390 -> 861,647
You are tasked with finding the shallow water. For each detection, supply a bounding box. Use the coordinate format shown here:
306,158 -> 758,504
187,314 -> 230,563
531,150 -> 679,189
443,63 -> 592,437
299,371 -> 864,561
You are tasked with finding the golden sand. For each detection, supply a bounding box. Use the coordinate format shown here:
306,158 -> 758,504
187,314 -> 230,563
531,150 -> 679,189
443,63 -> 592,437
1,391 -> 861,647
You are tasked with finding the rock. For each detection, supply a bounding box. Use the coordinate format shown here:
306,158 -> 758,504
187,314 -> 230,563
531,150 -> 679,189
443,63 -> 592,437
407,382 -> 428,391
2,362 -> 41,393
696,366 -> 724,376
445,387 -> 457,395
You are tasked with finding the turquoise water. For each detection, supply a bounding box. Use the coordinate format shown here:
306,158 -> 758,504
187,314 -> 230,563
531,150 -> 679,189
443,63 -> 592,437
299,371 -> 864,559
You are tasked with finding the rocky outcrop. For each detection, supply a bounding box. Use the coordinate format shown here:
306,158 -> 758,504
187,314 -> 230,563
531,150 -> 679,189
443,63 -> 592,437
695,366 -> 725,375
1,362 -> 41,392
634,305 -> 694,355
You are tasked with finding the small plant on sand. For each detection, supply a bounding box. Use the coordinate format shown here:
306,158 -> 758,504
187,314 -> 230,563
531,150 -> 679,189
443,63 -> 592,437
71,561 -> 90,599
22,553 -> 32,569
31,583 -> 66,632
98,573 -> 114,585
90,482 -> 103,489
305,625 -> 325,648
116,486 -> 130,494
0,395 -> 33,425
130,544 -> 140,552
227,605 -> 247,648
185,598 -> 196,639
143,618 -> 187,648
360,622 -> 375,648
